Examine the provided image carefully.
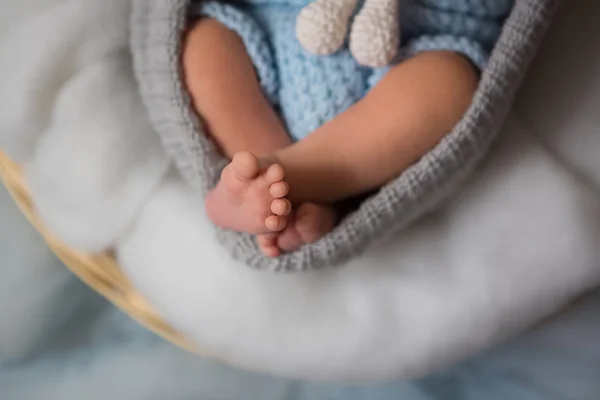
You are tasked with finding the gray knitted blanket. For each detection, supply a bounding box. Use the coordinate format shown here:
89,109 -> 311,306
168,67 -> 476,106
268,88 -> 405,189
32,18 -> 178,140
130,0 -> 560,271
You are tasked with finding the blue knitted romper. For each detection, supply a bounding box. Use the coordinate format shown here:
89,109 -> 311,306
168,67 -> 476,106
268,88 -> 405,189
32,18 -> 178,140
193,0 -> 513,141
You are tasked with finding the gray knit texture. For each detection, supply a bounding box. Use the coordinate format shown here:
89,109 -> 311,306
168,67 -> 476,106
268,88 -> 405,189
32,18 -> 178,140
130,0 -> 560,272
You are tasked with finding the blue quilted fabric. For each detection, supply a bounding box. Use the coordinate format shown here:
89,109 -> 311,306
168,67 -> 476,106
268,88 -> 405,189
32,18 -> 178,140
193,0 -> 513,141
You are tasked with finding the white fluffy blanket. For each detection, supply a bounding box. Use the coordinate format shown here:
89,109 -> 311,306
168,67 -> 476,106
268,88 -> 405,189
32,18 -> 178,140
1,0 -> 600,381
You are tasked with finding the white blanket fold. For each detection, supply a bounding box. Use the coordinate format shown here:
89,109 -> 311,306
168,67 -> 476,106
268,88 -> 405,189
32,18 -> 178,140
118,120 -> 600,380
1,0 -> 599,381
0,0 -> 169,251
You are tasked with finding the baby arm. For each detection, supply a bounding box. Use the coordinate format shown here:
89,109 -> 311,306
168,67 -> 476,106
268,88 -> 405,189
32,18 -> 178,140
272,50 -> 479,205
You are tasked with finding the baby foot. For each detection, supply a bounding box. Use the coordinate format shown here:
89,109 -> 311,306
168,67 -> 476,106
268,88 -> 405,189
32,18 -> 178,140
349,0 -> 399,67
256,233 -> 282,258
258,203 -> 337,257
205,152 -> 292,235
296,0 -> 358,56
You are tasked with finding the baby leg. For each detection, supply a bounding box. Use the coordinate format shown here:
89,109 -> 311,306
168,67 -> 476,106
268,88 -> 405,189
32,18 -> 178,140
244,51 -> 477,253
183,18 -> 293,235
272,51 -> 478,204
183,17 -> 291,156
183,17 -> 336,256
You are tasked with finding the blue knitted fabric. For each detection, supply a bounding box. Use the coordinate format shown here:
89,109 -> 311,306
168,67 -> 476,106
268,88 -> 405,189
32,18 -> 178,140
192,0 -> 513,141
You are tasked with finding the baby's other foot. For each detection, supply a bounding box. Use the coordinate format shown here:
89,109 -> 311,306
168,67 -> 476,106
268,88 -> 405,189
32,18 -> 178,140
205,152 -> 291,235
258,203 -> 336,257
275,203 -> 338,254
257,233 -> 282,258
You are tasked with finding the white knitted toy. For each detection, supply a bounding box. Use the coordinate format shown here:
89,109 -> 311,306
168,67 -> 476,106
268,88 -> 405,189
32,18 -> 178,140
296,0 -> 399,68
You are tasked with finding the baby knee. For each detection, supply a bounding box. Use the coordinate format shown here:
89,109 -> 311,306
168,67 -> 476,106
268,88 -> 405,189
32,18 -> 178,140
182,17 -> 241,69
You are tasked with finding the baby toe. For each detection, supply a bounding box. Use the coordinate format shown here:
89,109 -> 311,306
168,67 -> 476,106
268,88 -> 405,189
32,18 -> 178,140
262,245 -> 281,258
263,163 -> 285,184
232,151 -> 260,180
265,215 -> 287,232
258,234 -> 281,257
271,198 -> 291,216
269,181 -> 289,198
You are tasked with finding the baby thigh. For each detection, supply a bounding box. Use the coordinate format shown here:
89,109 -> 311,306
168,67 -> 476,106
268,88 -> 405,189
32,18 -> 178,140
185,2 -> 293,155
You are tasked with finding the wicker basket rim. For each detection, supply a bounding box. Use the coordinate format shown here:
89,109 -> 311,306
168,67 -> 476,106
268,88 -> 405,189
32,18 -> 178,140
0,150 -> 201,355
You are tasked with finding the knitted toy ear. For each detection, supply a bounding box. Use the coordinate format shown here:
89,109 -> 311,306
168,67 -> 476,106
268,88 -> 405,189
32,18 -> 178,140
296,0 -> 358,56
349,0 -> 399,67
